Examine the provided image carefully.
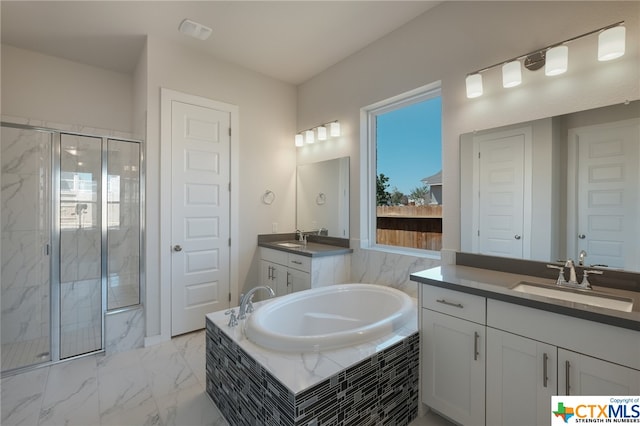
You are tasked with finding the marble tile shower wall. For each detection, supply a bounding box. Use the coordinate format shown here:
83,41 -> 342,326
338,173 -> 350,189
1,126 -> 51,345
350,245 -> 441,298
2,115 -> 142,358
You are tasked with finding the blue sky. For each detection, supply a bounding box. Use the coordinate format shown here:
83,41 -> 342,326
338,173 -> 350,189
377,96 -> 442,195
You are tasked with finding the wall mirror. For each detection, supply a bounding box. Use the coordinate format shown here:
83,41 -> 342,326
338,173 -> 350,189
296,157 -> 349,238
460,100 -> 640,272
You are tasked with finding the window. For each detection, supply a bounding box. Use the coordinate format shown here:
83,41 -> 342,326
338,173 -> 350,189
363,83 -> 442,254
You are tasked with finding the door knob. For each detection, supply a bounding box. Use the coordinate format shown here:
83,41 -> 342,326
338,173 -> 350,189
514,235 -> 521,240
173,245 -> 183,252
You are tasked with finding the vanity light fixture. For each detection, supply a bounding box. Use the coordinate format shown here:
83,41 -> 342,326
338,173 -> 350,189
465,21 -> 625,99
317,125 -> 328,141
598,26 -> 626,61
294,120 -> 341,147
305,129 -> 315,144
465,74 -> 483,98
545,45 -> 569,76
502,61 -> 522,88
329,121 -> 341,138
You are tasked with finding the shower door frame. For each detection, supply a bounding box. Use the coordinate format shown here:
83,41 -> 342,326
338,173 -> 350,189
1,121 -> 144,373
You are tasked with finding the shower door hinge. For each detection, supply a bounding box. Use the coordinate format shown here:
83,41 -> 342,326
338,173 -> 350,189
228,127 -> 231,137
228,292 -> 231,302
228,238 -> 231,247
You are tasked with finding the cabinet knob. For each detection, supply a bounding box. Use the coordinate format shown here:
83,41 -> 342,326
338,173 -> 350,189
173,244 -> 183,252
514,234 -> 521,240
578,234 -> 586,239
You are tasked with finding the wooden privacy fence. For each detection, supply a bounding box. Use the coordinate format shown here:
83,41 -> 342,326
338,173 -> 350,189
376,205 -> 443,251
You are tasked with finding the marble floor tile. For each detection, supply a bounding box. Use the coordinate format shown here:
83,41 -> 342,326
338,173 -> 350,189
0,366 -> 49,426
1,328 -> 452,426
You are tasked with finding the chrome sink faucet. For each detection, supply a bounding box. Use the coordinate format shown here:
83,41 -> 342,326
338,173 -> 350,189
564,259 -> 579,286
547,260 -> 604,290
238,285 -> 275,320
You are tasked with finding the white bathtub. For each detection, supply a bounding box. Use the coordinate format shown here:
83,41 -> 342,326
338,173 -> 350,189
244,283 -> 415,352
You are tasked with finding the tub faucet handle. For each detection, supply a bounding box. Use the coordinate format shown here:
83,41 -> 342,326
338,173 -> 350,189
225,309 -> 238,327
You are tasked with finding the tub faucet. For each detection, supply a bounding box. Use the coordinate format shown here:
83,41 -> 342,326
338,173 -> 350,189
238,285 -> 275,320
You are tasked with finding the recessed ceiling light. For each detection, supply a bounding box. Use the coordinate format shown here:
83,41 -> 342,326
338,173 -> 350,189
178,19 -> 212,41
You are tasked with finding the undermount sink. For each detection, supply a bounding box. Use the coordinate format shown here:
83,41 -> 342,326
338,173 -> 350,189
276,242 -> 304,248
510,281 -> 634,312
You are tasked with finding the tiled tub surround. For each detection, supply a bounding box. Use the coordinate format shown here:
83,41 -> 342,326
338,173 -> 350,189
205,303 -> 419,426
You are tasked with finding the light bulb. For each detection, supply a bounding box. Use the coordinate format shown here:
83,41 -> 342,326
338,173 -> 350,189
465,74 -> 483,98
598,26 -> 626,61
545,45 -> 568,76
317,126 -> 327,141
305,129 -> 315,144
502,61 -> 522,88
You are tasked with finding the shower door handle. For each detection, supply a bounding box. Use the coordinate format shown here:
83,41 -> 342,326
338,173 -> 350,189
173,245 -> 183,252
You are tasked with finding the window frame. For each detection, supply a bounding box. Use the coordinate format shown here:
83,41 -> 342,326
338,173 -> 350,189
360,81 -> 442,257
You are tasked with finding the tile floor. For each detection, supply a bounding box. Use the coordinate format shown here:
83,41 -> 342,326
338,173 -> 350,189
1,329 -> 453,426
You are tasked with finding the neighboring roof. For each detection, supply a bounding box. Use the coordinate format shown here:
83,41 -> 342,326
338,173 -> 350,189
421,170 -> 442,186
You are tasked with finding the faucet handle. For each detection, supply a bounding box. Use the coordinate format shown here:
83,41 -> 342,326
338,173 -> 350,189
246,300 -> 254,314
546,264 -> 566,286
580,269 -> 603,289
225,309 -> 238,327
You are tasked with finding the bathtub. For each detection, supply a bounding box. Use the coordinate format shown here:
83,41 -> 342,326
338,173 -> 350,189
244,283 -> 415,352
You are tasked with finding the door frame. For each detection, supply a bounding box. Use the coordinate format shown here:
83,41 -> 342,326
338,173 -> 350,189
159,88 -> 239,342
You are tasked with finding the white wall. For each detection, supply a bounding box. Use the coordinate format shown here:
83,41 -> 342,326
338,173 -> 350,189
1,45 -> 133,133
297,1 -> 639,285
143,36 -> 297,337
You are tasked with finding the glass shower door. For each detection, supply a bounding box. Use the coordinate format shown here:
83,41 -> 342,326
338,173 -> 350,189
1,125 -> 52,371
59,134 -> 102,358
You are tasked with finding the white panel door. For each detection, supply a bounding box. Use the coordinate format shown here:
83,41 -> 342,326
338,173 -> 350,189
171,100 -> 230,336
572,120 -> 639,270
476,134 -> 525,259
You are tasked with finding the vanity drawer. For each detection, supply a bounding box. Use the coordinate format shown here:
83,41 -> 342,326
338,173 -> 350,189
260,247 -> 288,265
422,285 -> 486,324
287,253 -> 311,272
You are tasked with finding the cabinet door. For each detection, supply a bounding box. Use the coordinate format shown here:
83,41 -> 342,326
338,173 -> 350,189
422,310 -> 485,426
486,328 -> 557,426
558,349 -> 640,396
288,268 -> 311,293
260,260 -> 287,297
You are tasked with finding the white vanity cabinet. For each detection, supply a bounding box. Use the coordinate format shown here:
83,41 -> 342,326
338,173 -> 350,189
487,298 -> 640,424
486,329 -> 557,426
260,248 -> 310,296
558,349 -> 640,396
419,282 -> 640,426
421,286 -> 486,426
259,247 -> 350,296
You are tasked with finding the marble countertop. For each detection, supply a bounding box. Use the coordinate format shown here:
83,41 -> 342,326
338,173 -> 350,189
410,265 -> 640,331
258,240 -> 353,257
206,300 -> 417,394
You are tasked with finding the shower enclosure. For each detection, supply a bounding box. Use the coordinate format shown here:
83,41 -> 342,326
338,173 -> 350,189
1,123 -> 142,373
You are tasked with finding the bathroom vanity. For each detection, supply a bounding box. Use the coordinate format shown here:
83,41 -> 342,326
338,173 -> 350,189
257,235 -> 352,296
411,263 -> 640,426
